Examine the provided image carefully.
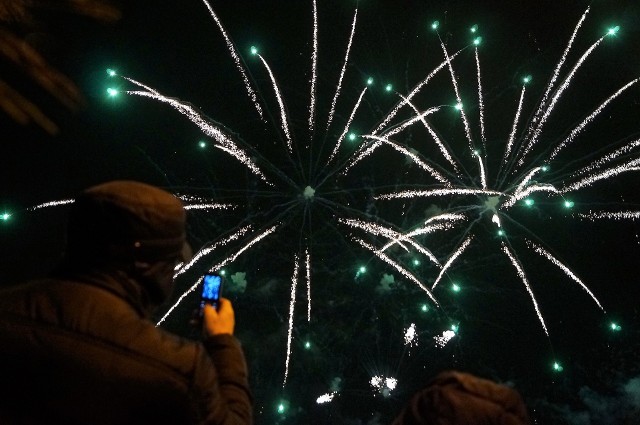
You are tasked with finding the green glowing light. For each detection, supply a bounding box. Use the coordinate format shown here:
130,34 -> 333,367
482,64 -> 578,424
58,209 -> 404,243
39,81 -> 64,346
199,140 -> 207,149
106,68 -> 117,77
358,266 -> 366,274
304,341 -> 311,349
450,324 -> 459,333
1,212 -> 10,221
348,133 -> 358,141
610,322 -> 622,331
473,36 -> 482,46
277,403 -> 286,414
470,24 -> 478,33
473,149 -> 480,157
250,46 -> 258,55
498,229 -> 505,236
413,259 -> 420,266
385,83 -> 393,92
421,304 -> 429,313
219,269 -> 226,276
455,102 -> 463,111
553,362 -> 564,372
607,25 -> 620,36
564,200 -> 574,208
107,88 -> 119,97
524,198 -> 534,207
541,165 -> 550,172
523,75 -> 532,84
366,77 -> 374,85
451,283 -> 461,293
431,21 -> 440,31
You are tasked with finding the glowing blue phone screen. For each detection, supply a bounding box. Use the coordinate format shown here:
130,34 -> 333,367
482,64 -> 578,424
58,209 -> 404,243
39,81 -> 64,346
203,275 -> 221,300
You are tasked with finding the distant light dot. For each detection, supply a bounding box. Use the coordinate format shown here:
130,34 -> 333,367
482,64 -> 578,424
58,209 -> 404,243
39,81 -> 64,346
1,212 -> 10,221
106,68 -> 117,77
523,75 -> 532,84
455,102 -> 463,111
277,403 -> 285,414
250,46 -> 258,55
524,198 -> 534,207
450,324 -> 459,333
451,283 -> 461,293
564,200 -> 574,208
199,141 -> 207,148
359,266 -> 366,274
473,149 -> 480,156
107,88 -> 119,97
421,304 -> 429,312
385,84 -> 393,92
473,36 -> 482,46
431,21 -> 440,31
470,24 -> 478,33
610,322 -> 621,331
413,259 -> 420,266
219,270 -> 226,276
304,341 -> 311,349
366,77 -> 374,85
553,362 -> 564,372
607,25 -> 620,36
541,165 -> 549,172
348,133 -> 358,141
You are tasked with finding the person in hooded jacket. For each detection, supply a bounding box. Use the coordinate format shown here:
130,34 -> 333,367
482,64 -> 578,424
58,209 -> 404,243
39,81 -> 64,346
0,181 -> 252,425
391,370 -> 530,425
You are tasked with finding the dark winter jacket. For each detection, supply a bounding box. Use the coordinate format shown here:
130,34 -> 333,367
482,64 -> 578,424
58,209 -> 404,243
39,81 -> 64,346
0,271 -> 252,425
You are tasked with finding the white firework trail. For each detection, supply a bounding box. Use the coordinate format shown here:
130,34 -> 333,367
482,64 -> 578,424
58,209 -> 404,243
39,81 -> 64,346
579,211 -> 640,220
475,47 -> 486,150
549,78 -> 640,161
306,247 -> 311,322
341,218 -> 440,266
199,0 -> 263,119
328,86 -> 368,164
431,236 -> 472,291
501,243 -> 548,336
363,135 -> 451,185
158,225 -> 277,325
399,94 -> 459,171
353,237 -> 439,305
439,38 -> 474,153
562,159 -> 640,192
255,53 -> 294,152
571,138 -> 640,177
503,82 -> 527,164
125,87 -> 271,184
308,0 -> 318,133
174,225 -> 253,278
284,254 -> 300,385
375,188 -> 503,201
527,239 -> 604,311
518,34 -> 608,166
524,7 -> 590,142
28,199 -> 75,210
326,7 -> 358,131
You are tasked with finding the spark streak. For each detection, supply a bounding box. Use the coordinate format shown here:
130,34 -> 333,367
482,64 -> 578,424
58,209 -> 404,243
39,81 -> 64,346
501,243 -> 548,336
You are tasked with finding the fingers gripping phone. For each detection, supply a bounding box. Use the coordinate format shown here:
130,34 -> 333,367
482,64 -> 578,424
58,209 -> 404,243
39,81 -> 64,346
199,273 -> 223,316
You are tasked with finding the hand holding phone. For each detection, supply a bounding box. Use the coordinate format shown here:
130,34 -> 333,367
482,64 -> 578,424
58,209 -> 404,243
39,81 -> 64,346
199,273 -> 223,316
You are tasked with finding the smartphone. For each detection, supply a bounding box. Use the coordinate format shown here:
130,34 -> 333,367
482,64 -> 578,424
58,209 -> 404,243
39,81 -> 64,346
199,273 -> 223,316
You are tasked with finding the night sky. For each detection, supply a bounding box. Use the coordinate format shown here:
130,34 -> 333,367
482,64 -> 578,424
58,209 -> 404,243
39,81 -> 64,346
2,1 -> 640,424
